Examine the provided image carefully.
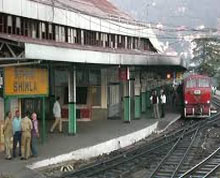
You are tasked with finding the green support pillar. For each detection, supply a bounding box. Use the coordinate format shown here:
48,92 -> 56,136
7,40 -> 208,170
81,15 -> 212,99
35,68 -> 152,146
41,97 -> 46,144
123,96 -> 131,122
68,66 -> 76,135
134,95 -> 141,119
4,97 -> 10,116
68,102 -> 76,134
141,92 -> 146,113
49,64 -> 56,120
145,90 -> 152,118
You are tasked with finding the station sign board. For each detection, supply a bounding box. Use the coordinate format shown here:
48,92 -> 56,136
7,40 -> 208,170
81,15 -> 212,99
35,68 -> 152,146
4,67 -> 48,96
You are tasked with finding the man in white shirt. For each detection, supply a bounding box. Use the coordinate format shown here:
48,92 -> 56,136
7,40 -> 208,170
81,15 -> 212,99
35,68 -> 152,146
160,91 -> 166,118
50,96 -> 62,133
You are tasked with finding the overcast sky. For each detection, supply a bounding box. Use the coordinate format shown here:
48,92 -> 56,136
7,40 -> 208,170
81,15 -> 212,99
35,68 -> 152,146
111,0 -> 220,28
111,0 -> 220,57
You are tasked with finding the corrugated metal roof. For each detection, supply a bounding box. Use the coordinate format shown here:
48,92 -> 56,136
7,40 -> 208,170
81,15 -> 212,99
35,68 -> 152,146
29,0 -> 131,20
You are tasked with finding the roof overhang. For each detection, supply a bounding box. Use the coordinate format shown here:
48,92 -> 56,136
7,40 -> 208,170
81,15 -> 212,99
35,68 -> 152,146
24,43 -> 186,69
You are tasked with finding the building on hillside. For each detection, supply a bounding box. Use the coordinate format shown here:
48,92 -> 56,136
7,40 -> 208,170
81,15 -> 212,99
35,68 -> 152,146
0,0 -> 185,144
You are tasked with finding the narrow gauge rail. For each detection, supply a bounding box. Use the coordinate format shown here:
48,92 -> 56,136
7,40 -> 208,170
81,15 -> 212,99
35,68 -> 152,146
146,99 -> 220,178
148,128 -> 199,178
60,129 -> 186,178
58,106 -> 220,178
212,97 -> 220,108
179,147 -> 220,178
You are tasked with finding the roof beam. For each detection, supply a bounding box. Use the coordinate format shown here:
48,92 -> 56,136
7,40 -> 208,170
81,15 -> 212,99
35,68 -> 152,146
0,60 -> 41,67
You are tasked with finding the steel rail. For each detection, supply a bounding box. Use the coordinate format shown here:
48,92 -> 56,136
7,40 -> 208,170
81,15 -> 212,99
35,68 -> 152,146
61,124 -> 189,178
145,113 -> 220,178
63,134 -> 179,178
148,131 -> 186,178
179,145 -> 220,178
62,124 -> 199,178
171,128 -> 199,178
147,128 -> 199,178
212,98 -> 220,107
60,108 -> 220,178
87,127 -> 199,178
203,163 -> 220,178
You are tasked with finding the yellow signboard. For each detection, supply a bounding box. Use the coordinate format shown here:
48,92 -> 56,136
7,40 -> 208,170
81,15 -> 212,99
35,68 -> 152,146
4,67 -> 48,96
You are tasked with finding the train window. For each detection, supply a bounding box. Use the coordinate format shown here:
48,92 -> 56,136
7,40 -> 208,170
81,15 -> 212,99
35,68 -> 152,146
186,79 -> 197,88
198,78 -> 209,87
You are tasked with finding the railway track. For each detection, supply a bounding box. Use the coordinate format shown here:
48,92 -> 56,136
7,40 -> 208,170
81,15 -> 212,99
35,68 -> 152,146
55,99 -> 220,178
143,99 -> 220,178
147,128 -> 199,178
60,129 -> 184,178
212,97 -> 220,108
179,146 -> 220,178
145,123 -> 220,178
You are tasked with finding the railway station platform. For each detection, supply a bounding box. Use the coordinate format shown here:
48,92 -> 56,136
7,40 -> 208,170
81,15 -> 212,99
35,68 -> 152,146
0,111 -> 181,178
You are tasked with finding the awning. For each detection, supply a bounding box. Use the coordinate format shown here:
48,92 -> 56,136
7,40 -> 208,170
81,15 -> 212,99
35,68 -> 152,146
24,43 -> 186,69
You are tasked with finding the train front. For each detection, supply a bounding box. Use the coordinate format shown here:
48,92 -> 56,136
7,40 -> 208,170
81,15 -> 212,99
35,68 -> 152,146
183,75 -> 211,118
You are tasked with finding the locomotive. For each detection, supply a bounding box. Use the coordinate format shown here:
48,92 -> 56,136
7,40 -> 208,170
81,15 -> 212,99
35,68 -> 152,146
183,74 -> 211,118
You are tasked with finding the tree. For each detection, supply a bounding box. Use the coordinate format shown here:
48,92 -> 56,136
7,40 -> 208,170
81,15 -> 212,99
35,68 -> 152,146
191,37 -> 220,77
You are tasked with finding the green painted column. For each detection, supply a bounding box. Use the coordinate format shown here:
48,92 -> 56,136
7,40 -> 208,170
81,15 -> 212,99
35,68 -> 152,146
145,90 -> 152,118
134,95 -> 141,119
49,64 -> 56,120
123,96 -> 131,122
68,66 -> 77,135
41,97 -> 46,144
4,97 -> 10,115
141,92 -> 146,113
68,102 -> 76,134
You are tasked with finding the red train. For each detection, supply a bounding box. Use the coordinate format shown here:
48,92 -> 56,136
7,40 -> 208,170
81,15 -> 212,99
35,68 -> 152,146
183,74 -> 211,118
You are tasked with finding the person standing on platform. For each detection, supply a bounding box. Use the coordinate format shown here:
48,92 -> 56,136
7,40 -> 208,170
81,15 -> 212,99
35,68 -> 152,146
150,91 -> 160,119
31,112 -> 39,157
150,90 -> 154,118
50,96 -> 62,133
12,110 -> 22,158
160,91 -> 167,118
21,111 -> 33,160
3,111 -> 13,160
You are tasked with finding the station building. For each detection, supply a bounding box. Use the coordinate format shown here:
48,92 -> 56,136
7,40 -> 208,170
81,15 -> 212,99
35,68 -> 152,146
0,0 -> 185,145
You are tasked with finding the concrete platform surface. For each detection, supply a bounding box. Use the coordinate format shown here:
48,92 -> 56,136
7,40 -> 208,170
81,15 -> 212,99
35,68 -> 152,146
0,111 -> 180,178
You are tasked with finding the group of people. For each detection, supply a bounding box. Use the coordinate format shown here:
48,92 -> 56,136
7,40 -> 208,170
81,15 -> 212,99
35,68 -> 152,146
3,110 -> 39,160
2,96 -> 62,161
150,89 -> 166,119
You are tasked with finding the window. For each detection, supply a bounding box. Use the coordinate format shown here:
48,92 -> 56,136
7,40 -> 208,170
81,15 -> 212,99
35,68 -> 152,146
198,78 -> 210,88
186,79 -> 197,88
0,13 -> 157,52
76,87 -> 88,104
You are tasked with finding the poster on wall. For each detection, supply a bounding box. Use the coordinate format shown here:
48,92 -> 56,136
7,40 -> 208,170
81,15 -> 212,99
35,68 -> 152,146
4,67 -> 49,97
